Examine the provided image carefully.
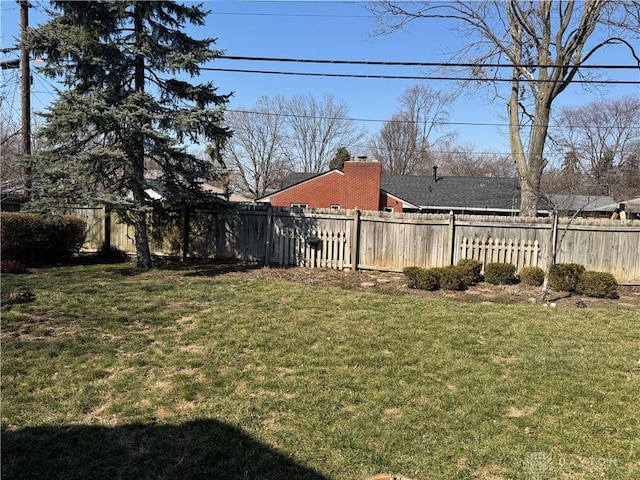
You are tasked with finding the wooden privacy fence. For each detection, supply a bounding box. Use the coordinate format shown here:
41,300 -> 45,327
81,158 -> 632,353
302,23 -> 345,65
69,205 -> 640,284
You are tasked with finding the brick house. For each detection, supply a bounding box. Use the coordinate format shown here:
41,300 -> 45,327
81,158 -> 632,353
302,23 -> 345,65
258,159 -> 404,211
258,158 -> 537,215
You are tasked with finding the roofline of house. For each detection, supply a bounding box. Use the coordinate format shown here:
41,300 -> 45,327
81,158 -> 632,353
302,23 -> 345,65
381,189 -> 418,210
417,205 -> 551,215
255,170 -> 343,202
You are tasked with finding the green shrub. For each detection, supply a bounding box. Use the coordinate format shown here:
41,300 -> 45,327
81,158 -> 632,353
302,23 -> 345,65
520,266 -> 545,287
416,268 -> 441,291
0,213 -> 87,266
437,265 -> 469,291
457,258 -> 483,284
576,271 -> 619,299
548,263 -> 585,292
484,263 -> 517,285
403,266 -> 440,291
403,267 -> 423,289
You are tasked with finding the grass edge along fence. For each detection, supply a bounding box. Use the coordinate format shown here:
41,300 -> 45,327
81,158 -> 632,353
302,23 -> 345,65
67,205 -> 640,284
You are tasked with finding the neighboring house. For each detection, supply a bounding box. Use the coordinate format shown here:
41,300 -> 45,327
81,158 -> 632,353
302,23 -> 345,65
0,180 -> 28,212
593,196 -> 640,220
201,183 -> 252,204
258,158 -> 539,215
549,194 -> 616,218
144,178 -> 250,206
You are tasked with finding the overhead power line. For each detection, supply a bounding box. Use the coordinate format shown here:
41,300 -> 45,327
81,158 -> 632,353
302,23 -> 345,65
205,67 -> 640,85
211,11 -> 372,19
225,109 -> 640,130
219,55 -> 640,70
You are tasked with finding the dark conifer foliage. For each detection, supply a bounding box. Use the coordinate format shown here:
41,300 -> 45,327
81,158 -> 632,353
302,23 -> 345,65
24,1 -> 231,268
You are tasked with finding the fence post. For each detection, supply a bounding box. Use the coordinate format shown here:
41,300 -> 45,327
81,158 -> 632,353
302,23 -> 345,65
103,205 -> 111,252
264,205 -> 273,266
448,210 -> 456,266
181,205 -> 190,262
548,211 -> 559,267
351,209 -> 361,271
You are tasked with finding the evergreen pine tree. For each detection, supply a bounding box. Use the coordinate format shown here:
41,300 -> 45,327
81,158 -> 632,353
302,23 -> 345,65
24,1 -> 231,268
329,146 -> 351,171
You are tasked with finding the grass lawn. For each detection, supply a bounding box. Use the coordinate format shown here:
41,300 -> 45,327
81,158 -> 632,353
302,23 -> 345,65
1,263 -> 639,480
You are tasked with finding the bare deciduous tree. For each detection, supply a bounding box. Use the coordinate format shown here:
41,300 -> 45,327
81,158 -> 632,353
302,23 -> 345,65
551,95 -> 640,199
224,95 -> 291,199
370,0 -> 640,216
369,84 -> 454,174
286,93 -> 366,173
369,112 -> 431,174
434,139 -> 516,177
1,121 -> 23,184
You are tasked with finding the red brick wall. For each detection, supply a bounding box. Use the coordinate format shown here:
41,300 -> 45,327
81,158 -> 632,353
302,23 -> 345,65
380,193 -> 404,212
341,161 -> 382,211
269,161 -> 384,211
269,170 -> 344,208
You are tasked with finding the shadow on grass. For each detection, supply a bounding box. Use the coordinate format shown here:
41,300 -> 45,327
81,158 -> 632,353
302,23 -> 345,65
64,254 -> 266,278
183,259 -> 265,277
1,419 -> 329,480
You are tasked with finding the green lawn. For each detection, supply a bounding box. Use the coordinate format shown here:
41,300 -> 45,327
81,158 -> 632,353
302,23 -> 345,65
1,264 -> 639,480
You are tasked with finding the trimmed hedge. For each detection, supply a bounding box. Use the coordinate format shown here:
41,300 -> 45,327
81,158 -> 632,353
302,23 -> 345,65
548,263 -> 585,292
437,265 -> 469,291
576,271 -> 619,299
520,266 -> 545,287
457,258 -> 483,285
1,213 -> 87,266
484,263 -> 517,285
403,266 -> 440,291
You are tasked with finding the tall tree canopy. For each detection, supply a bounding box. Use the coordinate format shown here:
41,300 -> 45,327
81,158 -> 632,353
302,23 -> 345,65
371,0 -> 639,216
369,85 -> 454,175
552,96 -> 640,199
286,93 -> 366,173
25,1 -> 231,267
225,95 -> 290,199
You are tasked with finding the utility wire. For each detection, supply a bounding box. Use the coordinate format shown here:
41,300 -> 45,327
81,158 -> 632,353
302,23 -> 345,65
211,11 -> 372,19
226,108 -> 640,131
218,55 -> 640,70
206,67 -> 640,85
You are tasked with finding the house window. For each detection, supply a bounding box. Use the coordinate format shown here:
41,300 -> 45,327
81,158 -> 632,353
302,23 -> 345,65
383,207 -> 394,213
291,203 -> 308,209
330,204 -> 340,210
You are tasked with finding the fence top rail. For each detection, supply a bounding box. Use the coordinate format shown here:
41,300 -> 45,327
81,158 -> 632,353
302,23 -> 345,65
558,217 -> 640,228
361,215 -> 451,226
454,220 -> 552,230
263,211 -> 356,222
455,214 -> 551,224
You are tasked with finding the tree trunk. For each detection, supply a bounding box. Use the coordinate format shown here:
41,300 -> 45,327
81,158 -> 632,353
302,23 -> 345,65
519,181 -> 540,217
131,3 -> 152,269
133,209 -> 152,269
510,93 -> 552,218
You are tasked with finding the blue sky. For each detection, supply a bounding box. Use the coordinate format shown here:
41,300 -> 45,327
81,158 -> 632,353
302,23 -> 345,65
2,1 -> 639,158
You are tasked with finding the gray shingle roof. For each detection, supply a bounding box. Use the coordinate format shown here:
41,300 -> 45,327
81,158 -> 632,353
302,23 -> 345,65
282,172 -> 324,189
550,194 -> 615,211
281,171 -> 525,212
381,175 -> 522,211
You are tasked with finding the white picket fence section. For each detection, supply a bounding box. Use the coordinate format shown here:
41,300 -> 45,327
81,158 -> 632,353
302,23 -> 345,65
271,227 -> 350,269
459,237 -> 540,271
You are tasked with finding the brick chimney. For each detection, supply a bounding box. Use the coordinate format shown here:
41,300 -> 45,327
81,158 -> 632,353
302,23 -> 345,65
341,158 -> 382,210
